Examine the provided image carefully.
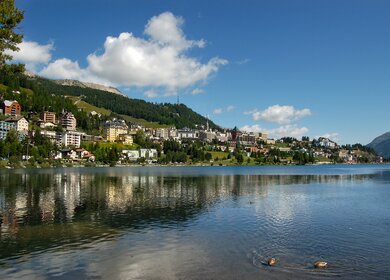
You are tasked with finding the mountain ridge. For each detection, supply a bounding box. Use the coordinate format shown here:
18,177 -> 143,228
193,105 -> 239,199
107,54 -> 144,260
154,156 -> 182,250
54,79 -> 124,96
367,132 -> 390,158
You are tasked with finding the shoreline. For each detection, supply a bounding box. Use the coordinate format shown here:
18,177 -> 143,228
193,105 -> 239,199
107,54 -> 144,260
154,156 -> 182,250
0,161 -> 388,170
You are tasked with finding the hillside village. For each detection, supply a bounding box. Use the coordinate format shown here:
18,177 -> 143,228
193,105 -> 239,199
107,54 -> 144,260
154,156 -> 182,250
0,93 -> 382,168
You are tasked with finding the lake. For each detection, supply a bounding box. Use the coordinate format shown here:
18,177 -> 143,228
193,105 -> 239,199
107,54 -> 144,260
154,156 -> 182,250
1,165 -> 390,279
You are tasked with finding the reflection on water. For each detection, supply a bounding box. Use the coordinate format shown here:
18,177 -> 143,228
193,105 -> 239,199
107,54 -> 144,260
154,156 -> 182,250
0,166 -> 390,279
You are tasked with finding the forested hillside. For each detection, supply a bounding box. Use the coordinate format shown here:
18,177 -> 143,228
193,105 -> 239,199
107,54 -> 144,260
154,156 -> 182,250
7,72 -> 219,130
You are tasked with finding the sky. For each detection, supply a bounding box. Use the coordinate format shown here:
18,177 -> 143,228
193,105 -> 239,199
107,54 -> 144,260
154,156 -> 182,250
10,0 -> 390,144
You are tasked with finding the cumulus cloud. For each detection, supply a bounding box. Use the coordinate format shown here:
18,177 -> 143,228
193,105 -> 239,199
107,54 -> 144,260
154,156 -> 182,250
226,105 -> 235,112
6,40 -> 54,71
240,124 -> 263,132
266,125 -> 309,139
40,58 -> 112,85
39,12 -> 226,95
213,108 -> 223,114
213,105 -> 235,115
144,90 -> 159,98
250,105 -> 311,125
191,88 -> 204,95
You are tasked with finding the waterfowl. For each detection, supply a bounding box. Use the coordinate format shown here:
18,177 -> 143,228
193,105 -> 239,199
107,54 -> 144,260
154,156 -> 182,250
314,261 -> 328,269
267,258 -> 278,266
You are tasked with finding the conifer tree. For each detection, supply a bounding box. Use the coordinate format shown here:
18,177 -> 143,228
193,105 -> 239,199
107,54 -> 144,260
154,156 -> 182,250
0,0 -> 24,72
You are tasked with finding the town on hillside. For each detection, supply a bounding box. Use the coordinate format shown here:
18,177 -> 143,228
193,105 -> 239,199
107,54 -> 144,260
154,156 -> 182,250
0,96 -> 383,168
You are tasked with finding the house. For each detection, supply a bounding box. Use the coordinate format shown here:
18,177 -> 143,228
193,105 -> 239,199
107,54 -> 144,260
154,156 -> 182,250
5,115 -> 28,132
3,100 -> 21,116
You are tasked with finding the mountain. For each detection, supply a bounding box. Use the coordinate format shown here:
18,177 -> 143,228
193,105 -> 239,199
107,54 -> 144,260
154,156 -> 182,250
17,73 -> 220,130
54,79 -> 124,96
367,132 -> 390,158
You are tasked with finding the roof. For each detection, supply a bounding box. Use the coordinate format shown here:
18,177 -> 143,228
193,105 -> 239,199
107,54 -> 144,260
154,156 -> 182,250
4,100 -> 18,107
5,115 -> 26,123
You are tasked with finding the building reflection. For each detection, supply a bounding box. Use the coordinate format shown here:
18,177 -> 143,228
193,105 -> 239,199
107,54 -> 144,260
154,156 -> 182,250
0,169 -> 379,258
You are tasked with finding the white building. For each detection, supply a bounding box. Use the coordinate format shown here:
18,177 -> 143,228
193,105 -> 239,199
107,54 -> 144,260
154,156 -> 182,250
5,116 -> 28,132
61,112 -> 77,131
122,150 -> 140,161
318,137 -> 337,149
177,128 -> 199,140
62,131 -> 84,148
140,149 -> 158,159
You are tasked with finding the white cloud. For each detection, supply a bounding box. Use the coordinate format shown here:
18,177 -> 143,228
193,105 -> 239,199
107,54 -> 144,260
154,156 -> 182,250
316,132 -> 339,142
213,108 -> 223,115
37,12 -> 227,96
240,124 -> 263,132
144,90 -> 159,98
191,88 -> 204,95
226,105 -> 235,112
6,40 -> 54,71
39,58 -> 111,85
251,105 -> 312,125
213,105 -> 235,115
266,125 -> 309,139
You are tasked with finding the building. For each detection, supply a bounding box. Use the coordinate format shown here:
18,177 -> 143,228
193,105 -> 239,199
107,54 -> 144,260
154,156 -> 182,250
177,128 -> 199,140
3,100 -> 21,116
199,130 -> 216,143
0,121 -> 16,140
258,133 -> 268,141
5,116 -> 28,132
62,131 -> 84,148
61,112 -> 77,131
118,134 -> 133,145
104,119 -> 129,142
318,137 -> 337,149
140,149 -> 158,159
121,150 -> 140,161
41,111 -> 56,124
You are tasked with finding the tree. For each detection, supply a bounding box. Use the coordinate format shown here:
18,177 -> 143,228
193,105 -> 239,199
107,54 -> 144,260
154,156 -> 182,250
0,0 -> 24,71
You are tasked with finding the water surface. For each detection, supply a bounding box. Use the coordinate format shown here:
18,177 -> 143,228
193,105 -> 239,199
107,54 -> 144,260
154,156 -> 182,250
1,165 -> 390,279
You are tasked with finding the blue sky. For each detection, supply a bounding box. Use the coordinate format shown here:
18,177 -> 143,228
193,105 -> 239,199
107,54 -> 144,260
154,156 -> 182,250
12,0 -> 390,144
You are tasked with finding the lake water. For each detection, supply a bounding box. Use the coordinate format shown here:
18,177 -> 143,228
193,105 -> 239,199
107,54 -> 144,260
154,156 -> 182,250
1,165 -> 390,279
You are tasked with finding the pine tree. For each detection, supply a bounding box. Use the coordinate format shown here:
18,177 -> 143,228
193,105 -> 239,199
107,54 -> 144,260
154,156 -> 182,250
0,0 -> 24,71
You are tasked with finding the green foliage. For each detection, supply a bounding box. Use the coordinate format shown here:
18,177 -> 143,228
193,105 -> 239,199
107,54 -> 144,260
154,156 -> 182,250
22,76 -> 219,129
0,0 -> 24,71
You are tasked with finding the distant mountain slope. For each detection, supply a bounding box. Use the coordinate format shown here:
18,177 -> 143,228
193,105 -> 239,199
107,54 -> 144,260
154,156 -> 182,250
54,79 -> 124,96
367,132 -> 390,158
21,75 -> 219,130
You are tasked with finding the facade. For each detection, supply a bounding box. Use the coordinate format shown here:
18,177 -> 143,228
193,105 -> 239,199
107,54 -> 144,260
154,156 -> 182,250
177,128 -> 199,140
258,133 -> 268,141
140,149 -> 158,159
3,100 -> 21,116
199,130 -> 216,143
61,112 -> 77,131
41,111 -> 56,124
62,131 -> 84,148
5,116 -> 29,132
103,119 -> 128,142
0,121 -> 16,140
318,137 -> 337,149
118,134 -> 133,145
121,150 -> 140,161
